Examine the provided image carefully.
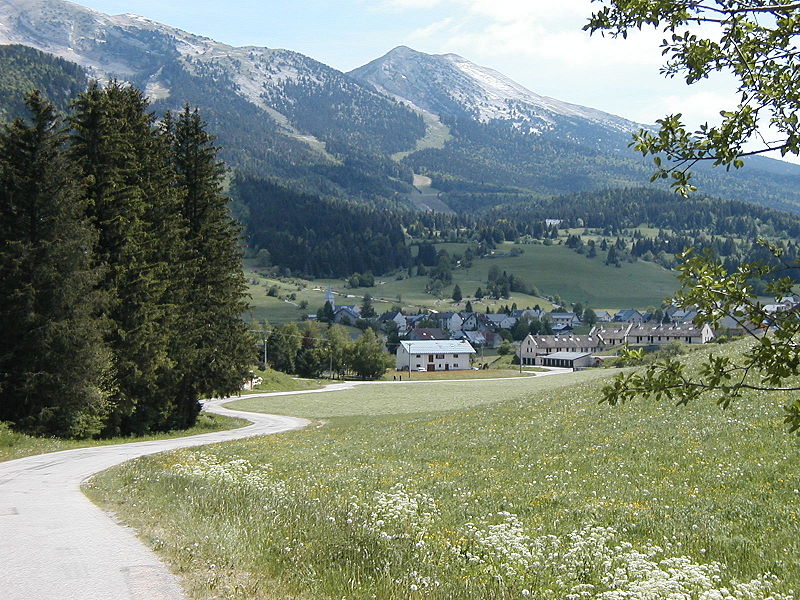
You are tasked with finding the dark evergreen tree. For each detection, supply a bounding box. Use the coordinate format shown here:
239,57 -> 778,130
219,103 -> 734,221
452,284 -> 463,303
317,300 -> 335,323
69,82 -> 184,435
0,92 -> 110,437
360,293 -> 376,318
166,105 -> 254,428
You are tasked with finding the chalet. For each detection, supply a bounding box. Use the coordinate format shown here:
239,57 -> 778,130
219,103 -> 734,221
511,308 -> 543,321
593,310 -> 613,323
436,311 -> 465,333
588,324 -> 633,347
378,311 -> 407,333
482,331 -> 504,349
333,305 -> 361,325
548,312 -> 582,327
455,330 -> 486,348
484,314 -> 517,331
404,314 -> 429,330
396,340 -> 476,372
627,322 -> 715,345
714,316 -> 763,338
664,307 -> 698,323
613,309 -> 644,323
517,334 -> 605,366
462,312 -> 486,331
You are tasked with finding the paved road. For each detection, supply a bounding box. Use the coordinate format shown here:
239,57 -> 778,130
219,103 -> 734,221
0,370 -> 571,600
0,400 -> 309,600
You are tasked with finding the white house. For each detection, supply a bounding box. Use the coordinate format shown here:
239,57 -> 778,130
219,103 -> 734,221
396,340 -> 476,372
437,311 -> 465,334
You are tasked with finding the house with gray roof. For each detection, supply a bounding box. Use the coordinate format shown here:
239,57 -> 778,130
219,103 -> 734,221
396,340 -> 477,372
518,334 -> 606,365
626,322 -> 714,345
613,309 -> 645,323
547,312 -> 582,327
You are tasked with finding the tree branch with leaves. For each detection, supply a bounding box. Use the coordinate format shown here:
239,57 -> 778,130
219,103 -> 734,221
601,246 -> 800,431
585,0 -> 800,195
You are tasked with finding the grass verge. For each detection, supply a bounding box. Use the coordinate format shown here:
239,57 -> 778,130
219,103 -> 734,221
240,368 -> 324,395
0,412 -> 248,463
85,340 -> 799,600
225,370 -> 607,418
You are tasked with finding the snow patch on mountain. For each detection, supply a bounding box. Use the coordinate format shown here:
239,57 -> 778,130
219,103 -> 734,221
351,46 -> 640,136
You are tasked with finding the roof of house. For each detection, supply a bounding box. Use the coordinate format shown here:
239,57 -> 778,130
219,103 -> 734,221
549,312 -> 578,319
485,314 -> 514,324
628,322 -> 710,336
378,311 -> 403,322
525,335 -> 603,349
614,309 -> 642,321
399,340 -> 477,354
543,351 -> 592,360
407,327 -> 449,340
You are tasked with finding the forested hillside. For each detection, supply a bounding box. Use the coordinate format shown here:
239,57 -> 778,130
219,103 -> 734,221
490,188 -> 800,238
0,45 -> 87,121
403,117 -> 800,213
233,175 -> 412,278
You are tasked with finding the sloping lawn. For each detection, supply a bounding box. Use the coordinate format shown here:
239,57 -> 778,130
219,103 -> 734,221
86,340 -> 799,600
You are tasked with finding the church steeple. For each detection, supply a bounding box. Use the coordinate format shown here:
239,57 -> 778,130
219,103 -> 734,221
325,286 -> 335,310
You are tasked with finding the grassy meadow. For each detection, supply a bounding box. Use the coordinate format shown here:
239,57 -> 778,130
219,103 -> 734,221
86,339 -> 799,600
242,241 -> 678,325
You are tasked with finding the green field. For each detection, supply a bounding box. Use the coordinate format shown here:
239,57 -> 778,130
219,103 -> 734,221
243,242 -> 678,325
226,371 -> 606,418
86,339 -> 799,600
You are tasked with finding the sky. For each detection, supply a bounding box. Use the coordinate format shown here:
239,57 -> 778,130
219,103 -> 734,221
75,0 -> 748,138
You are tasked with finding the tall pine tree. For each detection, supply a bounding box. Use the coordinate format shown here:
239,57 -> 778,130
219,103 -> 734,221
165,106 -> 254,427
0,92 -> 110,437
70,83 -> 185,434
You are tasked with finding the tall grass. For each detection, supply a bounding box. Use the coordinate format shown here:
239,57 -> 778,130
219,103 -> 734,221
86,340 -> 799,599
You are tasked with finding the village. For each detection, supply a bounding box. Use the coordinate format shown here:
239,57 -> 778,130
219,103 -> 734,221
314,287 -> 800,373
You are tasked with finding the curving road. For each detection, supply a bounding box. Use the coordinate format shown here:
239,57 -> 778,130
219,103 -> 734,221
0,371 -> 569,599
0,399 -> 309,600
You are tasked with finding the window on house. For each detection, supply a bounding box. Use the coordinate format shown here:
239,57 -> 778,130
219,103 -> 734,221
435,354 -> 444,359
453,354 -> 459,358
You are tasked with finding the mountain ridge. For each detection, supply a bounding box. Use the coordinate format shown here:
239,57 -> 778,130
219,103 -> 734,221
1,0 -> 800,212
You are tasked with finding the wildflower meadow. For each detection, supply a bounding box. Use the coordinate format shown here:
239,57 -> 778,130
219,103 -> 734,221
85,340 -> 800,599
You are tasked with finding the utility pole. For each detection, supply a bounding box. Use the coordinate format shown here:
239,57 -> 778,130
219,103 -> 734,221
250,328 -> 269,370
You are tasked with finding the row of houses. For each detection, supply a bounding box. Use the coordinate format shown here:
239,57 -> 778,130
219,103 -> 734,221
518,322 -> 715,366
379,309 -> 540,335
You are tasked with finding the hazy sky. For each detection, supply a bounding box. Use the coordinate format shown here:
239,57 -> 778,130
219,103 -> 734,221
76,0 -> 742,133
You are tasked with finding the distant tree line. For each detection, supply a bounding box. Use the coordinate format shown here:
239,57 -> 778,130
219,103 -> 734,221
265,322 -> 392,380
0,85 -> 253,438
234,175 -> 412,278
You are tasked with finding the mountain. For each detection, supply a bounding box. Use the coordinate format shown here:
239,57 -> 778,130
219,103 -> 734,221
350,45 -> 637,147
350,46 -> 800,213
1,0 -> 800,213
0,0 -> 424,203
0,44 -> 87,120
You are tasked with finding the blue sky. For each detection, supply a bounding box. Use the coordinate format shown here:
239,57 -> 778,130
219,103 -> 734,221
76,0 -> 742,134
